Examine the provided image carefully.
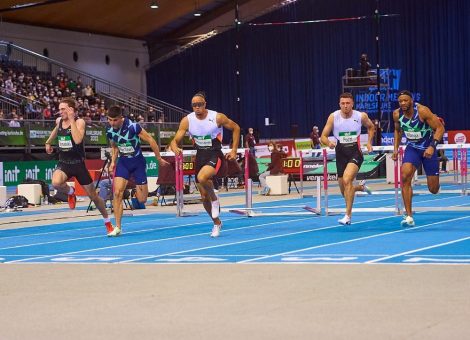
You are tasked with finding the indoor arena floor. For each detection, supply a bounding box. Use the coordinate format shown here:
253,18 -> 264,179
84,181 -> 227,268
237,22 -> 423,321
1,177 -> 470,339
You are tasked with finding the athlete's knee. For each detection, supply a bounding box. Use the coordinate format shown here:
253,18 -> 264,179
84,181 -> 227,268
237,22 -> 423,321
114,190 -> 125,200
200,191 -> 210,202
341,177 -> 353,187
429,185 -> 440,195
51,178 -> 65,189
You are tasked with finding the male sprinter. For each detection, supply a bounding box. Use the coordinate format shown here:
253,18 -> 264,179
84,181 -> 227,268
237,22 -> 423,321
320,92 -> 375,225
45,97 -> 113,234
106,106 -> 167,236
170,92 -> 240,237
392,90 -> 444,227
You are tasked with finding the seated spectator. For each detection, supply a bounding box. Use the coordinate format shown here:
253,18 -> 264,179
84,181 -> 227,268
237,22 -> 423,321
258,142 -> 287,195
9,114 -> 21,128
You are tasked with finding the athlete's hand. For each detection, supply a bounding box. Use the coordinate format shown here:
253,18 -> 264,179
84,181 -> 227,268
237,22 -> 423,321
423,146 -> 434,159
366,142 -> 373,153
391,151 -> 398,161
66,106 -> 75,120
170,144 -> 182,156
108,162 -> 115,174
158,158 -> 170,166
225,150 -> 237,161
327,141 -> 336,149
45,143 -> 53,154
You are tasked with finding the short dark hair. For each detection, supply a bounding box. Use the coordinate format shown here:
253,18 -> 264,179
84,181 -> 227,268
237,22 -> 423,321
397,90 -> 413,99
107,105 -> 123,118
59,97 -> 77,110
339,92 -> 354,101
194,91 -> 206,101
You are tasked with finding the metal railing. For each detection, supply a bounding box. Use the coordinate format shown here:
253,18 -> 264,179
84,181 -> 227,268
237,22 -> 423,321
0,41 -> 189,122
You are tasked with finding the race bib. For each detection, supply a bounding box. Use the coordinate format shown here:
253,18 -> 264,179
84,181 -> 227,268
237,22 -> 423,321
193,135 -> 212,148
404,130 -> 422,140
118,142 -> 135,156
338,131 -> 358,144
58,136 -> 73,149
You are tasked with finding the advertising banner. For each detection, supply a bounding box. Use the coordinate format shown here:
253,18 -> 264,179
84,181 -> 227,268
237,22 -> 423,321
0,127 -> 27,146
0,160 -> 58,186
447,130 -> 470,144
84,127 -> 108,145
29,125 -> 55,146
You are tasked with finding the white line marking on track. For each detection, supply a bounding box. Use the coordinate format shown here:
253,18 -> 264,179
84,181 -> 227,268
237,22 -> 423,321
239,215 -> 470,263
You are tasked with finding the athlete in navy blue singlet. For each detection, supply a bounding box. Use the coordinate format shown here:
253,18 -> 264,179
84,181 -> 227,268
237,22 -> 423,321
106,106 -> 168,236
392,90 -> 445,227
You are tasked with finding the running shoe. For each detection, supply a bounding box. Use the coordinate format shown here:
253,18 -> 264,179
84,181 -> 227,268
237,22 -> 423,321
263,186 -> 271,196
338,215 -> 351,225
400,215 -> 415,227
105,221 -> 114,234
210,223 -> 222,238
107,226 -> 122,237
67,192 -> 77,210
359,180 -> 372,195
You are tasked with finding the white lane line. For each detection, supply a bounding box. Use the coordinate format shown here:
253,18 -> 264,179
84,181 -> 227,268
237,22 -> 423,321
6,216 -> 318,263
119,214 -> 402,263
238,215 -> 470,263
367,235 -> 470,263
0,193 -> 392,247
0,215 -> 183,240
0,216 -> 245,251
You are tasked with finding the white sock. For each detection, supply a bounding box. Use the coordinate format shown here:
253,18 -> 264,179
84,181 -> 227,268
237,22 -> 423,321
68,186 -> 74,195
103,218 -> 111,223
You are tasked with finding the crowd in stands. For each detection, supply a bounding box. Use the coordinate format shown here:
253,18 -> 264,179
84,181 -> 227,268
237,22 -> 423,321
0,62 -> 107,122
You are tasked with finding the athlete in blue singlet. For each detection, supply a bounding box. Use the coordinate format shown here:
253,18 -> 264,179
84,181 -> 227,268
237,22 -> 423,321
392,90 -> 445,227
106,106 -> 167,236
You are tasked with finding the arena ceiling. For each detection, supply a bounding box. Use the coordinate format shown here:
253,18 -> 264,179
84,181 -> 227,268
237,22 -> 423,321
0,0 -> 282,42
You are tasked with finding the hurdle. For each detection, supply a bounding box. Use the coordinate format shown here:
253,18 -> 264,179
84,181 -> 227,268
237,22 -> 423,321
323,143 -> 470,216
169,148 -> 248,217
228,150 -> 322,217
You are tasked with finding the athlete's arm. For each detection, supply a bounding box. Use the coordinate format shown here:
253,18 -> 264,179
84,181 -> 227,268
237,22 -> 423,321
320,113 -> 335,148
421,106 -> 444,144
109,141 -> 119,174
170,117 -> 189,156
392,109 -> 402,160
217,113 -> 240,161
66,107 -> 85,144
139,128 -> 167,164
45,117 -> 60,154
420,105 -> 445,158
361,112 -> 375,152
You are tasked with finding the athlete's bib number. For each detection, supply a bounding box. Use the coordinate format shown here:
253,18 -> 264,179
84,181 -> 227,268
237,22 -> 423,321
193,135 -> 212,148
58,136 -> 73,149
404,130 -> 422,140
118,143 -> 135,156
338,131 -> 358,144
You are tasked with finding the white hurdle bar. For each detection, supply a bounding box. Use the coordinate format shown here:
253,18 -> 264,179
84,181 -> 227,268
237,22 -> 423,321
228,149 -> 321,217
169,148 -> 247,217
321,143 -> 470,216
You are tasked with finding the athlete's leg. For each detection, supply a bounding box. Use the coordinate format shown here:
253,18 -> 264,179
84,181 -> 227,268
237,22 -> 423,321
82,183 -> 109,219
112,177 -> 129,229
197,165 -> 220,224
341,162 -> 360,217
423,151 -> 440,194
51,168 -> 71,194
134,184 -> 149,203
401,163 -> 416,217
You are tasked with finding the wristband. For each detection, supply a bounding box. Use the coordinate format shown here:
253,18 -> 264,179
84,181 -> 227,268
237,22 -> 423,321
430,139 -> 439,149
